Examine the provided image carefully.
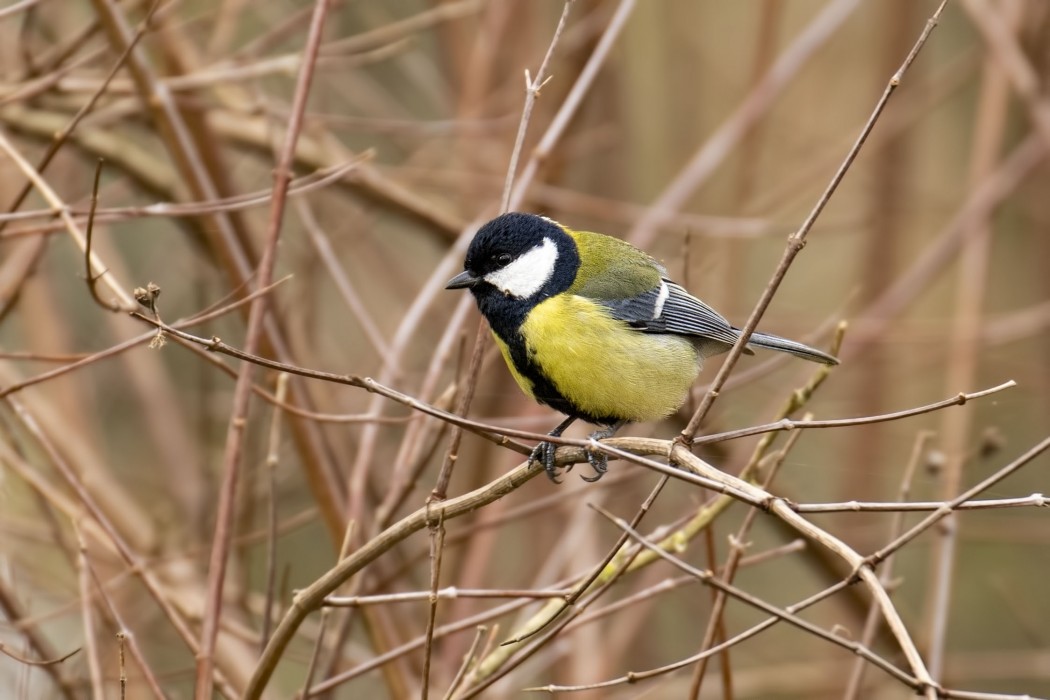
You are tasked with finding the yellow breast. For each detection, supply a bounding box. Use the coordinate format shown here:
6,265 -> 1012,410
507,294 -> 702,423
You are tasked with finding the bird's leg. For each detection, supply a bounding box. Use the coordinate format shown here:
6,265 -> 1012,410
531,415 -> 577,483
581,421 -> 626,482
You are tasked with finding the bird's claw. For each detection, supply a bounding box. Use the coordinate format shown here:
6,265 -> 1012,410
532,440 -> 606,482
580,422 -> 623,482
532,419 -> 622,483
580,448 -> 608,482
530,441 -> 562,483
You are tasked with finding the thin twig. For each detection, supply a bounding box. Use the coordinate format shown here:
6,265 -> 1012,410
194,1 -> 332,696
692,381 -> 1015,445
794,493 -> 1049,513
0,127 -> 135,309
83,159 -> 117,311
869,435 -> 1050,565
843,431 -> 932,699
76,528 -> 105,699
323,588 -> 575,606
926,1 -> 1020,678
0,156 -> 370,230
0,643 -> 78,668
261,373 -> 289,650
117,632 -> 127,700
421,510 -> 447,699
499,0 -> 574,212
680,0 -> 950,442
430,321 -> 486,501
442,626 -> 487,700
507,0 -> 635,211
689,419 -> 810,698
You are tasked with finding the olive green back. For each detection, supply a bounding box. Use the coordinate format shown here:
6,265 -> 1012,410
565,229 -> 663,300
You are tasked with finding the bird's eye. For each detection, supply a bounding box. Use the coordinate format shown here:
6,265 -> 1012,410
496,253 -> 512,267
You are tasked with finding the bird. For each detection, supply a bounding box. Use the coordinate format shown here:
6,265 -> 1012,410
446,212 -> 838,483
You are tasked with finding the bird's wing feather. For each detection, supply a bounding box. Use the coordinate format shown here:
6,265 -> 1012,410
561,229 -> 744,349
595,279 -> 743,348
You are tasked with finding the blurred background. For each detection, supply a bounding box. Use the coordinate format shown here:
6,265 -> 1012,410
0,0 -> 1047,698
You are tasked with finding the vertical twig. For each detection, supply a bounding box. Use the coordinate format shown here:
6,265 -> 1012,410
117,632 -> 127,700
507,0 -> 636,212
925,1 -> 1019,677
76,528 -> 106,700
499,0 -> 574,213
429,322 -> 484,501
843,431 -> 932,699
442,625 -> 488,700
300,522 -> 356,698
421,510 -> 447,699
194,1 -> 332,697
696,526 -> 733,700
688,420 -> 811,699
261,373 -> 289,650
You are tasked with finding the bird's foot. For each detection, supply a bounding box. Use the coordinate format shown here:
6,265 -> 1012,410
531,416 -> 578,484
580,422 -> 626,482
580,449 -> 608,482
530,440 -> 562,483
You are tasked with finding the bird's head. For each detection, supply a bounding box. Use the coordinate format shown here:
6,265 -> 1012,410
446,213 -> 580,300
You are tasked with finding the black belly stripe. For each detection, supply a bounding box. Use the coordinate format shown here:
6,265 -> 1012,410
477,290 -> 619,426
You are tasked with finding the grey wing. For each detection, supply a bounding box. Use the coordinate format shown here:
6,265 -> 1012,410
599,279 -> 743,348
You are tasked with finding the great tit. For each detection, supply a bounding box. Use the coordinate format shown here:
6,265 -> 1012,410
446,212 -> 838,483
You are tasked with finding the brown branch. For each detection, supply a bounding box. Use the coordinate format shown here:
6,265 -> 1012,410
499,0 -> 574,212
680,0 -> 950,443
0,127 -> 135,309
0,642 -> 79,668
692,381 -> 1015,445
82,159 -> 120,312
244,458 -> 542,699
194,0 -> 333,696
869,435 -> 1050,566
421,511 -> 447,699
507,0 -> 636,211
844,431 -> 932,699
0,0 -> 158,322
688,420 -> 810,697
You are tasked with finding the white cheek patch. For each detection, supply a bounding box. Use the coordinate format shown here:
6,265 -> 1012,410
484,237 -> 559,298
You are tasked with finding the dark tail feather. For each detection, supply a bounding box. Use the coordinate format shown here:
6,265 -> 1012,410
743,329 -> 839,365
